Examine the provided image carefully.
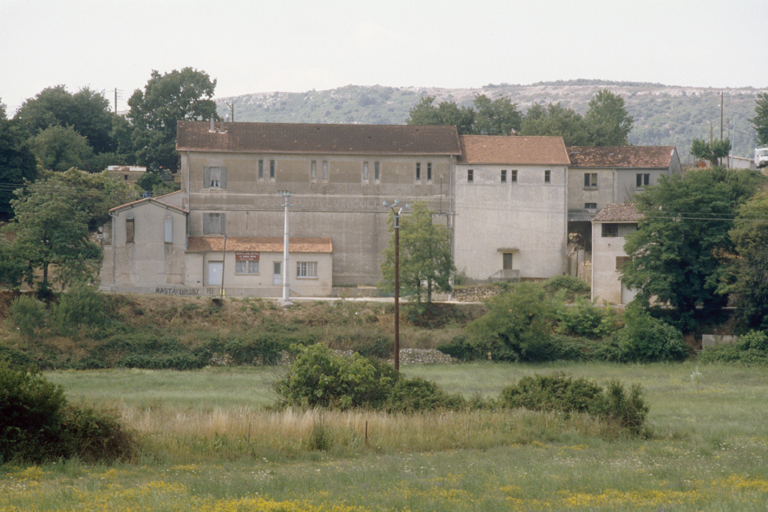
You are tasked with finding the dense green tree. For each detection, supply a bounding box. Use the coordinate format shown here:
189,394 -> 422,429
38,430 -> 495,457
380,201 -> 454,303
405,96 -> 474,134
4,176 -> 102,293
14,86 -> 116,154
28,125 -> 94,172
752,93 -> 768,146
621,168 -> 765,330
690,138 -> 731,167
471,94 -> 522,135
0,98 -> 37,219
719,190 -> 768,330
583,89 -> 634,146
519,102 -> 591,145
127,67 -> 218,172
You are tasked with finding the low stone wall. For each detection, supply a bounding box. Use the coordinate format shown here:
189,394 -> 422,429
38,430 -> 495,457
450,286 -> 502,302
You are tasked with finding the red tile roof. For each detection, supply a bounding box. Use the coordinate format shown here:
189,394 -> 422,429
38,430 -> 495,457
567,146 -> 676,169
458,135 -> 570,165
187,236 -> 333,253
177,121 -> 461,156
592,203 -> 643,222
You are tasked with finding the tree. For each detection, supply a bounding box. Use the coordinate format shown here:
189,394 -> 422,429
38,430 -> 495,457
380,201 -> 454,303
471,94 -> 522,135
28,125 -> 94,172
621,168 -> 765,330
719,189 -> 768,330
690,138 -> 731,166
405,96 -> 474,134
0,98 -> 37,219
14,86 -> 116,154
583,89 -> 634,146
4,176 -> 102,293
520,102 -> 591,145
752,93 -> 768,146
127,67 -> 218,172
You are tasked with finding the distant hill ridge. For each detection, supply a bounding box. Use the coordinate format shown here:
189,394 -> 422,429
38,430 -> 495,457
215,80 -> 768,160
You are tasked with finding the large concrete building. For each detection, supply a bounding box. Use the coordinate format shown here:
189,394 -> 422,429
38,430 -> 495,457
99,120 -> 680,297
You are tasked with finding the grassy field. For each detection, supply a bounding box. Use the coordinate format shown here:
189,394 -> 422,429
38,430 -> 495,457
1,361 -> 767,511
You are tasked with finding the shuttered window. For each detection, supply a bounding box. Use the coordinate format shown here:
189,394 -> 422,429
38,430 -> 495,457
204,166 -> 226,188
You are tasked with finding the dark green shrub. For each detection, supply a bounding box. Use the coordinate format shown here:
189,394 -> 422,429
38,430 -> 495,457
543,275 -> 590,300
8,294 -> 47,340
0,361 -> 66,462
499,372 -> 649,435
0,343 -> 32,367
385,377 -> 466,413
467,282 -> 557,362
276,344 -> 399,410
60,405 -> 136,462
698,330 -> 768,365
500,372 -> 603,414
328,329 -> 393,359
595,306 -> 688,362
51,283 -> 106,337
737,330 -> 768,351
555,298 -> 621,339
437,335 -> 480,361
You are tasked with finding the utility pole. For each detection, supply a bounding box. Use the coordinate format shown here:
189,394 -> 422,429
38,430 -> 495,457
384,200 -> 406,371
278,190 -> 294,306
720,90 -> 724,141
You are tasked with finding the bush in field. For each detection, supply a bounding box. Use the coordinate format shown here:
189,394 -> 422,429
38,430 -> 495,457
466,282 -> 557,362
8,294 -> 47,340
698,330 -> 768,365
385,377 -> 466,413
0,361 -> 134,462
499,372 -> 649,435
555,297 -> 621,339
595,305 -> 688,362
276,344 -> 399,410
543,275 -> 591,300
51,283 -> 106,337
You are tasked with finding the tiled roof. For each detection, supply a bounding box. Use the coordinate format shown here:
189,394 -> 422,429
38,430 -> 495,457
109,197 -> 187,215
187,236 -> 333,253
458,135 -> 570,165
592,203 -> 643,222
176,121 -> 461,156
567,146 -> 676,169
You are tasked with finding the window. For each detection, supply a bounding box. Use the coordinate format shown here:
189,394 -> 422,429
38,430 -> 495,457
269,160 -> 275,179
363,161 -> 369,182
636,173 -> 650,187
584,172 -> 597,188
616,256 -> 631,271
502,253 -> 513,270
126,218 -> 135,244
203,213 -> 226,235
235,261 -> 259,274
416,162 -> 421,181
501,170 -> 507,183
585,202 -> 597,210
296,261 -> 318,278
204,166 -> 226,188
322,161 -> 329,181
602,223 -> 619,237
311,160 -> 317,181
511,170 -> 518,182
544,170 -> 551,183
164,216 -> 173,243
467,169 -> 474,183
374,161 -> 380,181
427,162 -> 432,181
258,160 -> 264,179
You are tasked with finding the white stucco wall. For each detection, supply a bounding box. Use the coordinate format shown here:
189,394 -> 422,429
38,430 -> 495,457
454,164 -> 568,282
591,222 -> 637,305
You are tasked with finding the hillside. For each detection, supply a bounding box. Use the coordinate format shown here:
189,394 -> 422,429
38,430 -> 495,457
215,80 -> 768,162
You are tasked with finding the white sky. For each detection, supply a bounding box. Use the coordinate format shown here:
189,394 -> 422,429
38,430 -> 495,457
2,0 -> 767,114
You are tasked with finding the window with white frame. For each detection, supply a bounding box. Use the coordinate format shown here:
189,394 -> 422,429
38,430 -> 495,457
427,162 -> 432,181
363,161 -> 369,182
204,166 -> 226,188
258,160 -> 264,179
374,161 -> 380,181
270,160 -> 275,179
296,261 -> 318,278
636,173 -> 650,187
545,170 -> 551,183
501,170 -> 507,183
467,169 -> 474,183
511,170 -> 518,182
415,162 -> 421,181
584,172 -> 597,188
322,161 -> 329,181
235,260 -> 259,274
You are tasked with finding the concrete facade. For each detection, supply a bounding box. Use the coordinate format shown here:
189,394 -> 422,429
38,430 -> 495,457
590,203 -> 642,305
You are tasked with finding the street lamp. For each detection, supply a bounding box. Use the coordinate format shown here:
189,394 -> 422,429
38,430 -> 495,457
278,190 -> 294,306
383,200 -> 406,371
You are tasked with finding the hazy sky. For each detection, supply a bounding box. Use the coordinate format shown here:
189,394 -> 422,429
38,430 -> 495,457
2,0 -> 766,114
